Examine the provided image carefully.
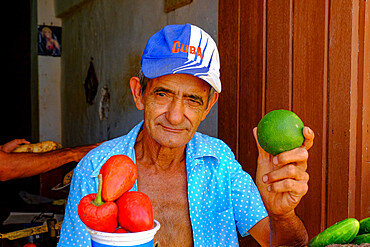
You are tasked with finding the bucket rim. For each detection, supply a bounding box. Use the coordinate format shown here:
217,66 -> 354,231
86,219 -> 161,236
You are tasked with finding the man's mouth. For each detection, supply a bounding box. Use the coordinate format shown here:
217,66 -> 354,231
160,124 -> 184,133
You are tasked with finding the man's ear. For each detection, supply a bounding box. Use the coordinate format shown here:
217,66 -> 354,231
130,77 -> 144,110
201,92 -> 219,121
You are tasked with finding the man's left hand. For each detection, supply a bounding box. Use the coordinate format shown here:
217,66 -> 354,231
253,126 -> 314,216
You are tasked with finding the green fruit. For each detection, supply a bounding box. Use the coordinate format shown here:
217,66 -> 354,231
307,218 -> 360,247
257,109 -> 304,156
359,217 -> 370,234
352,233 -> 370,244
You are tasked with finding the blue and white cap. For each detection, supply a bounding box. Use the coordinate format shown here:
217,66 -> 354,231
141,23 -> 221,93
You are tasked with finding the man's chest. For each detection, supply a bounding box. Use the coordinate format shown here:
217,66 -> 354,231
136,162 -> 194,247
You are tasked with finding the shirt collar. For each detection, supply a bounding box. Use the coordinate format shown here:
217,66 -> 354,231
186,132 -> 220,170
91,121 -> 144,177
91,121 -> 219,175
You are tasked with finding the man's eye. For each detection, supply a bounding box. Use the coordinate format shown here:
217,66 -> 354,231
157,92 -> 166,97
188,99 -> 201,106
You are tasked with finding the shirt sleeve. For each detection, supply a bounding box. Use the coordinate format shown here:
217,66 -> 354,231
230,160 -> 268,237
57,156 -> 98,247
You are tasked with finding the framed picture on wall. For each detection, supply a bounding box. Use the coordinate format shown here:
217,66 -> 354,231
38,25 -> 62,57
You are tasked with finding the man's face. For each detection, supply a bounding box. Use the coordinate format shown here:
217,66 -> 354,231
140,74 -> 216,148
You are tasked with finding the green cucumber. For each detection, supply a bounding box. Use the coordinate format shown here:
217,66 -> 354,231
358,217 -> 370,235
308,218 -> 360,247
352,233 -> 370,244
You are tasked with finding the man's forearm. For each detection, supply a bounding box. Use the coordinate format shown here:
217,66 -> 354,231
0,149 -> 76,181
269,211 -> 308,247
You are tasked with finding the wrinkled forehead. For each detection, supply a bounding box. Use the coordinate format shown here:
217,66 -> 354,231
146,74 -> 211,94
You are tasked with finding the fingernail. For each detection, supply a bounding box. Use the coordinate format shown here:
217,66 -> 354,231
267,186 -> 271,192
262,175 -> 268,183
273,156 -> 278,165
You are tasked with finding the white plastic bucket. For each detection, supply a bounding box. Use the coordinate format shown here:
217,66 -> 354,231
85,220 -> 160,247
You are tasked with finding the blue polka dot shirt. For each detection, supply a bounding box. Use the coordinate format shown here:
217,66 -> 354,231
57,121 -> 267,247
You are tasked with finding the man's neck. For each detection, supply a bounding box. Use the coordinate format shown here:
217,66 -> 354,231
135,128 -> 186,171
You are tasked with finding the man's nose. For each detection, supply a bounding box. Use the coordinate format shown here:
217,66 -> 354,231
166,98 -> 185,125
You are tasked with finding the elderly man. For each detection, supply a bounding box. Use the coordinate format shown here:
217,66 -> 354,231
58,24 -> 314,247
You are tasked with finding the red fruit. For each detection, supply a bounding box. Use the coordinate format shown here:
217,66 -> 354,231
78,193 -> 118,232
100,155 -> 138,202
114,227 -> 128,233
78,174 -> 118,233
23,244 -> 37,247
116,191 -> 154,232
